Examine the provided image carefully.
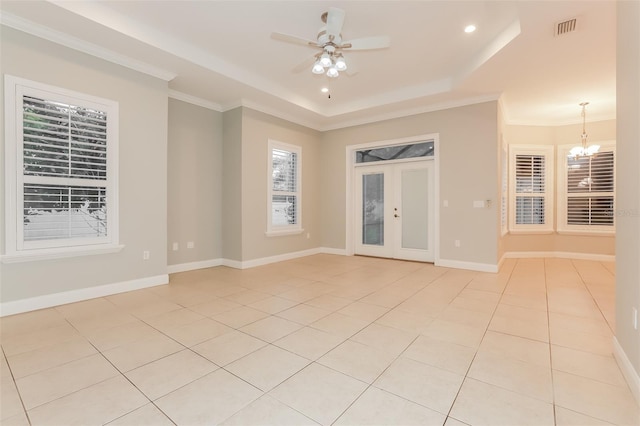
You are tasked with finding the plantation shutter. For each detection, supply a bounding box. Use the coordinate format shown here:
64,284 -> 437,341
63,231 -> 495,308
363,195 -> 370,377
271,147 -> 298,226
566,151 -> 614,226
515,154 -> 546,225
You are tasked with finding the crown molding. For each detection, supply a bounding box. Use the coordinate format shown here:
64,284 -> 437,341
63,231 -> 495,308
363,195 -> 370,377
169,90 -> 223,111
0,11 -> 177,82
226,99 -> 324,132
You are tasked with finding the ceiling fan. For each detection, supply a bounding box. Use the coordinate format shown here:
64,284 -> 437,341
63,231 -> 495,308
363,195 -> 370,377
271,7 -> 390,78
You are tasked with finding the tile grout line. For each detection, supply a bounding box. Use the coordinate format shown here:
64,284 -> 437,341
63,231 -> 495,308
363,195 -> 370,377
0,345 -> 33,425
62,317 -> 178,425
442,257 -> 517,422
544,258 -> 559,426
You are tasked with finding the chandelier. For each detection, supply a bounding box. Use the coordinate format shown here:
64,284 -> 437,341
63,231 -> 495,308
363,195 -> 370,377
568,102 -> 600,159
311,47 -> 347,78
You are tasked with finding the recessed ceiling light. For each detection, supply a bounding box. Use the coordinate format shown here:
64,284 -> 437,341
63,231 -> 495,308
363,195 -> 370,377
464,24 -> 476,33
321,87 -> 329,93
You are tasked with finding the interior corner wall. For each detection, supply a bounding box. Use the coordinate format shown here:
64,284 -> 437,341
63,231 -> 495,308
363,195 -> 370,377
320,101 -> 500,267
240,108 -> 322,262
0,27 -> 168,303
615,0 -> 640,381
497,99 -> 507,260
221,107 -> 243,262
167,98 -> 223,266
502,120 -> 617,256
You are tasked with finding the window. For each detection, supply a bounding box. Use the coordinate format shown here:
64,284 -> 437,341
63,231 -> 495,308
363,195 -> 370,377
508,145 -> 554,233
557,142 -> 615,233
267,140 -> 302,236
355,141 -> 434,163
3,76 -> 120,262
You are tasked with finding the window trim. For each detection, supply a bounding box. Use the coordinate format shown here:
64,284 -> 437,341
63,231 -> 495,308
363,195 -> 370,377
500,138 -> 508,236
3,75 -> 122,263
557,141 -> 616,235
266,139 -> 303,237
508,144 -> 555,234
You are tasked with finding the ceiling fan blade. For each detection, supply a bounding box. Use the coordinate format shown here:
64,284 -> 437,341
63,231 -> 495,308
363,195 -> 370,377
342,35 -> 390,50
271,32 -> 320,48
326,7 -> 346,38
344,60 -> 359,77
291,55 -> 318,73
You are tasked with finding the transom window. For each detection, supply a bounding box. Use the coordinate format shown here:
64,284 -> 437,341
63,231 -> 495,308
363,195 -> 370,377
356,141 -> 434,164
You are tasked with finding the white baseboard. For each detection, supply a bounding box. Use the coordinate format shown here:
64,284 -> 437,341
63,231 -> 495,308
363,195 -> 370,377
319,247 -> 348,256
0,274 -> 168,317
502,251 -> 615,262
436,258 -> 498,273
167,258 -> 223,274
167,248 -> 349,273
226,248 -> 323,269
221,258 -> 244,269
613,336 -> 640,406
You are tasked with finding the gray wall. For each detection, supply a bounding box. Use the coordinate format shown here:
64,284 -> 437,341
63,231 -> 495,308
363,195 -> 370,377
167,99 -> 223,265
616,0 -> 640,377
221,108 -> 243,262
240,108 -> 322,261
0,27 -> 168,302
320,101 -> 500,266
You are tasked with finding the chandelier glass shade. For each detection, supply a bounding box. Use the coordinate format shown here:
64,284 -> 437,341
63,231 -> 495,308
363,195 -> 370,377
568,102 -> 600,159
312,49 -> 347,78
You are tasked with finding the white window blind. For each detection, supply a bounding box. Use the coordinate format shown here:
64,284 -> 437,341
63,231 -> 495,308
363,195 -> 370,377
558,143 -> 615,233
267,140 -> 302,235
509,145 -> 554,233
4,75 -> 119,261
22,96 -> 109,243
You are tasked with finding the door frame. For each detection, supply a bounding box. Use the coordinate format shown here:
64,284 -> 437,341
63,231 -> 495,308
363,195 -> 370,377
345,134 -> 440,264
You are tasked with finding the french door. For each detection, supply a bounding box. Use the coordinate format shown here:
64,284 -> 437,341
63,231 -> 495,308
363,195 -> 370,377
355,161 -> 434,262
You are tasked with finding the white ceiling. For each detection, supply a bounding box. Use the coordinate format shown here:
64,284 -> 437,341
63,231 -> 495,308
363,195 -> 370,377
0,0 -> 617,130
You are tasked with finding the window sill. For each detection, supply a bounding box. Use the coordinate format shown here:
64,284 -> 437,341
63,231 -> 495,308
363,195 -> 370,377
557,230 -> 615,237
265,228 -> 305,237
1,244 -> 125,264
508,230 -> 555,235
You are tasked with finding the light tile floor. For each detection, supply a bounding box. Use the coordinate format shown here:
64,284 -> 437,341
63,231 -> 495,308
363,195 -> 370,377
1,255 -> 638,425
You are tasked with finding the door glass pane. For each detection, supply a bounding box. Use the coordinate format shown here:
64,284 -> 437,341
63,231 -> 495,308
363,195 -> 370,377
401,168 -> 429,250
362,173 -> 384,245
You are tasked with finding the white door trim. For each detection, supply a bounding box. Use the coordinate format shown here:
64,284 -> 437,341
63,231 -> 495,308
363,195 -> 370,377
345,134 -> 440,264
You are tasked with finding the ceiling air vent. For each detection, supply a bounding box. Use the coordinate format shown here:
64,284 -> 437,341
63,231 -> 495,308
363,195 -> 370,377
555,18 -> 578,36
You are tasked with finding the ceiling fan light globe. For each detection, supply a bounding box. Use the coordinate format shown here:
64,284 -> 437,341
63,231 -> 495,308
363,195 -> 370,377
335,57 -> 347,71
320,53 -> 332,67
326,67 -> 339,78
312,61 -> 325,74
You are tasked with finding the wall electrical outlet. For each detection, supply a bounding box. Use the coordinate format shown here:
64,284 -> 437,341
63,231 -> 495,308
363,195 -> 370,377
172,242 -> 179,251
454,240 -> 461,247
187,241 -> 194,249
143,250 -> 150,260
